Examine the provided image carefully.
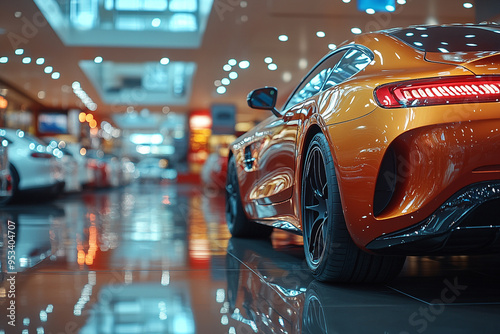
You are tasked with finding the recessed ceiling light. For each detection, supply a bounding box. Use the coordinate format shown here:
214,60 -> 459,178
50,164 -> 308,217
366,8 -> 375,14
351,27 -> 362,34
268,63 -> 278,71
316,31 -> 325,38
221,78 -> 230,85
0,57 -> 8,64
282,71 -> 292,82
44,66 -> 53,74
342,0 -> 351,3
465,34 -> 475,38
229,71 -> 238,79
216,86 -> 226,94
72,81 -> 81,89
36,57 -> 45,65
228,59 -> 237,66
238,60 -> 250,69
328,44 -> 337,50
223,64 -> 232,71
385,5 -> 395,11
278,35 -> 288,42
22,57 -> 31,64
94,56 -> 103,64
264,57 -> 273,64
14,11 -> 22,18
51,72 -> 60,79
463,2 -> 473,8
38,91 -> 46,99
160,57 -> 170,65
214,80 -> 221,87
15,49 -> 24,55
397,0 -> 406,4
152,18 -> 161,27
406,32 -> 414,36
298,58 -> 308,69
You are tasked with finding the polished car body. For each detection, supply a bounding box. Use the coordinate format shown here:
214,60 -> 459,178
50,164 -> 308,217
0,128 -> 65,200
226,24 -> 500,282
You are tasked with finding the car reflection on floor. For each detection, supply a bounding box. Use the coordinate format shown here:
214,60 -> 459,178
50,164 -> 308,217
0,183 -> 499,333
225,236 -> 500,334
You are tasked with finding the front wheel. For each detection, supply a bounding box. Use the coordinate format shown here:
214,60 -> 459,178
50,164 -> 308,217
225,155 -> 273,238
301,133 -> 405,283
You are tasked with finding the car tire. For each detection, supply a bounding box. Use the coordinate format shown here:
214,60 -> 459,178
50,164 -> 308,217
301,133 -> 405,282
0,164 -> 19,205
225,155 -> 273,238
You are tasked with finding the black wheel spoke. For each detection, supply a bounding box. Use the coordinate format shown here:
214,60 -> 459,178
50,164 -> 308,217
303,144 -> 330,268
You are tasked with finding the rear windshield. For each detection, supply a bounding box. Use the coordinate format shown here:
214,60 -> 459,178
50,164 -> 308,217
388,26 -> 500,53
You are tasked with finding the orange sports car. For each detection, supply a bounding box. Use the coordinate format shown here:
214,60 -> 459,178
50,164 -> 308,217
225,24 -> 500,283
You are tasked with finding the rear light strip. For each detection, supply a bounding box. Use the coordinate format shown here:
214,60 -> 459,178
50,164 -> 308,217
375,76 -> 500,108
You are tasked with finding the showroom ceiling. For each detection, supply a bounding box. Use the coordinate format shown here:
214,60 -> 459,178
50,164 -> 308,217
0,0 -> 479,123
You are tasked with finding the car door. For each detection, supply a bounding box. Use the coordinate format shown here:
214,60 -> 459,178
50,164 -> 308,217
251,51 -> 348,206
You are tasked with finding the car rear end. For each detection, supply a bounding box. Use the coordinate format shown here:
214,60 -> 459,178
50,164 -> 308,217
329,25 -> 500,254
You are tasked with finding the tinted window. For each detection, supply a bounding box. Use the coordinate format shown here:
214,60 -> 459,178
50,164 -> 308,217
283,51 -> 346,110
388,26 -> 500,53
324,49 -> 372,90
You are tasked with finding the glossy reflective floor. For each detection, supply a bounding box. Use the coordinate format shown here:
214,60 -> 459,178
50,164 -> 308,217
1,182 -> 500,334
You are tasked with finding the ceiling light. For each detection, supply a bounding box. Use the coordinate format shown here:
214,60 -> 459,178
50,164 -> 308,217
36,57 -> 45,65
351,27 -> 362,34
282,71 -> 292,82
15,49 -> 24,55
221,78 -> 230,85
72,81 -> 81,89
316,31 -> 325,38
366,8 -> 375,14
264,57 -> 273,64
385,5 -> 395,11
466,43 -> 477,47
94,56 -> 103,64
278,35 -> 288,42
14,11 -> 22,18
298,58 -> 308,69
160,57 -> 170,65
214,80 -> 222,86
342,0 -> 351,2
216,86 -> 226,94
223,64 -> 232,71
229,71 -> 238,79
228,59 -> 237,66
328,44 -> 337,50
238,60 -> 250,69
44,66 -> 53,74
463,2 -> 473,8
152,18 -> 161,27
0,57 -> 8,64
38,91 -> 46,99
397,0 -> 406,4
406,32 -> 414,36
22,57 -> 31,64
268,63 -> 277,71
465,34 -> 475,38
51,72 -> 60,79
421,34 -> 428,37
240,1 -> 247,7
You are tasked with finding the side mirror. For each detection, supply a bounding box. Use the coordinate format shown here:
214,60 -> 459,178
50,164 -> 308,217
247,87 -> 280,117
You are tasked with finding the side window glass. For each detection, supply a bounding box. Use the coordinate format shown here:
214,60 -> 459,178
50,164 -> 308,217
283,51 -> 346,111
323,49 -> 371,90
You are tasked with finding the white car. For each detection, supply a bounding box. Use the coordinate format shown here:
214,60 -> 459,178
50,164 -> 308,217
0,128 -> 65,200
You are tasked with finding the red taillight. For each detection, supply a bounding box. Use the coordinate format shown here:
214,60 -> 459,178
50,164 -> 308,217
375,76 -> 500,108
31,152 -> 53,159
